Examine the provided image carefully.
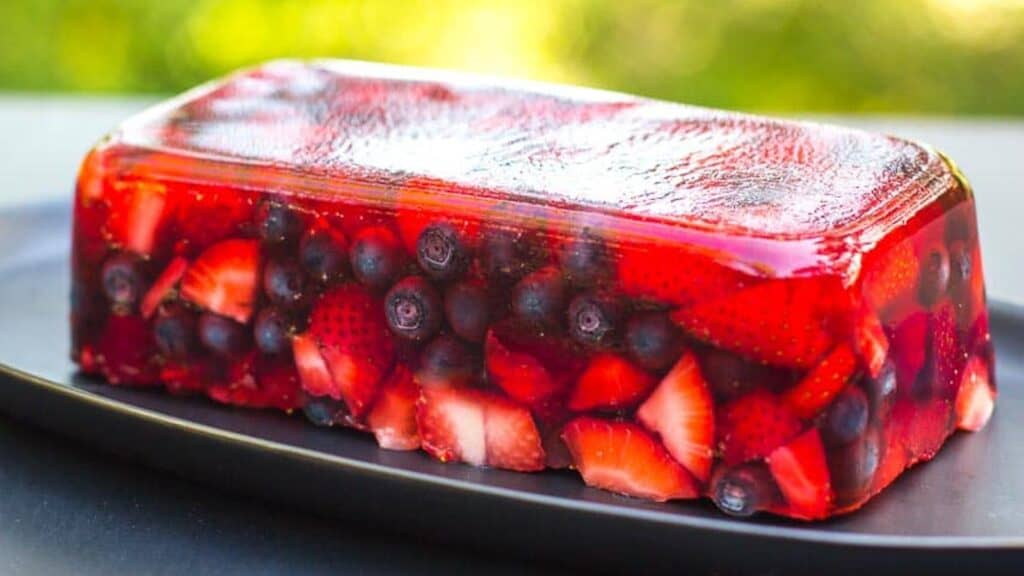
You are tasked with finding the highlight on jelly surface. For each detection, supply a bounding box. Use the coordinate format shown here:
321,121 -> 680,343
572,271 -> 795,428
71,60 -> 995,520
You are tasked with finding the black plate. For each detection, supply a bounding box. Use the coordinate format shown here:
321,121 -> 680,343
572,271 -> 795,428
1,202 -> 1022,574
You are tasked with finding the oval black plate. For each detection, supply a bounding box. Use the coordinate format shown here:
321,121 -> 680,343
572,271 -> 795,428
1,202 -> 1022,574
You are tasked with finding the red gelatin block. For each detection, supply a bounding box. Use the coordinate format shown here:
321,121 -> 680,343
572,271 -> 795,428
72,60 -> 995,521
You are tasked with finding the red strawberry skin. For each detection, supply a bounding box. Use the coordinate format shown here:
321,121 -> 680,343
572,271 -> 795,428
636,352 -> 715,482
617,242 -> 745,307
569,353 -> 655,412
717,389 -> 803,465
367,365 -> 421,451
485,323 -> 584,405
180,239 -> 261,323
304,283 -> 395,418
562,417 -> 698,502
672,278 -> 841,369
781,345 -> 858,419
767,428 -> 833,520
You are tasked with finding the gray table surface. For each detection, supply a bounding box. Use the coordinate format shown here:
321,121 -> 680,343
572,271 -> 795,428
0,96 -> 1021,575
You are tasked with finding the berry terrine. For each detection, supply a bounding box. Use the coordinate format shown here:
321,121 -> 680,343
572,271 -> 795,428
72,60 -> 995,520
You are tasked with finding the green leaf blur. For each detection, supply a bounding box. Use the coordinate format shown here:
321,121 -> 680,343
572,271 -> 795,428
1,0 -> 1022,114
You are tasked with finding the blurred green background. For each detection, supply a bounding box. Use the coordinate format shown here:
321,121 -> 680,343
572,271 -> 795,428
1,0 -> 1022,115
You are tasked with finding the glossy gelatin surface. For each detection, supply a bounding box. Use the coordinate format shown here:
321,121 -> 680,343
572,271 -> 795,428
72,60 -> 995,520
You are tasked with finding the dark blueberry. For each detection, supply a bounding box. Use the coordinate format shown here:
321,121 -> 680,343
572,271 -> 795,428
153,304 -> 197,360
263,258 -> 307,307
823,386 -> 869,446
861,361 -> 897,421
198,313 -> 249,357
385,276 -> 443,341
710,464 -> 775,518
444,281 -> 490,343
567,292 -> 620,347
350,226 -> 404,290
303,395 -> 347,426
101,253 -> 148,309
300,227 -> 349,285
558,230 -> 607,287
481,227 -> 544,284
918,245 -> 950,307
256,201 -> 301,244
948,240 -> 972,295
417,223 -> 469,282
625,312 -> 682,372
254,307 -> 294,355
830,428 -> 883,506
511,266 -> 566,329
700,348 -> 764,399
419,334 -> 477,387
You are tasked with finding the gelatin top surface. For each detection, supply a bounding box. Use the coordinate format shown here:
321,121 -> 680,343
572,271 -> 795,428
109,60 -> 953,248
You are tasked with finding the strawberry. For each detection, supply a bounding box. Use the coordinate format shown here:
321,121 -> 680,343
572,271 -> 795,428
767,428 -> 833,520
417,386 -> 544,471
636,352 -> 715,482
93,314 -> 159,386
304,283 -> 395,418
173,185 -> 255,253
561,417 -> 698,502
671,278 -> 840,369
291,333 -> 334,397
395,180 -> 481,255
180,239 -> 261,323
366,365 -> 421,450
141,257 -> 189,319
931,301 -> 967,400
890,311 -> 928,390
861,237 -> 919,315
854,310 -> 889,378
568,353 -> 655,412
717,388 -> 803,465
105,181 -> 170,256
617,242 -> 746,308
955,355 -> 995,432
782,345 -> 859,419
484,322 -> 584,405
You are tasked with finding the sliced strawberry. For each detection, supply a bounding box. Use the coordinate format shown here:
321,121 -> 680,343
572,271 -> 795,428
636,352 -> 715,482
173,185 -> 255,253
862,237 -> 919,315
671,278 -> 840,369
617,242 -> 746,308
141,257 -> 189,319
956,355 -> 996,432
367,365 -> 421,450
568,353 -> 655,412
93,314 -> 159,386
180,239 -> 261,323
304,283 -> 395,418
562,417 -> 698,502
767,428 -> 833,520
105,181 -> 169,256
891,311 -> 928,390
292,333 -> 334,397
717,388 -> 803,465
484,395 -> 546,471
932,301 -> 967,399
484,322 -> 584,405
395,180 -> 481,254
782,345 -> 859,419
854,310 -> 889,378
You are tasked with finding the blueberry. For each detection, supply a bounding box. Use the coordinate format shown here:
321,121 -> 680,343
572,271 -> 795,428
254,307 -> 293,355
417,223 -> 469,282
419,334 -> 477,387
101,253 -> 148,309
511,266 -> 566,329
823,386 -> 869,446
567,292 -> 620,347
861,361 -> 897,421
444,281 -> 490,343
481,227 -> 544,283
256,201 -> 301,244
625,312 -> 682,372
263,258 -> 307,307
700,348 -> 761,400
198,313 -> 249,357
918,245 -> 950,307
385,276 -> 443,341
558,230 -> 607,287
153,304 -> 197,359
830,427 -> 883,506
303,395 -> 347,426
710,464 -> 774,518
300,228 -> 349,285
948,240 -> 972,295
350,226 -> 404,290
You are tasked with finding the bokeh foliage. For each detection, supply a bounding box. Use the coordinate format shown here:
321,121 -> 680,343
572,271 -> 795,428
2,0 -> 1023,114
